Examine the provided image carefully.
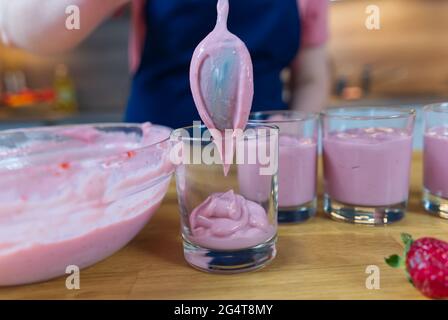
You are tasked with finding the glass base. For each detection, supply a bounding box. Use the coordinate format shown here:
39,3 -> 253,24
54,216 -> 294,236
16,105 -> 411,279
183,236 -> 277,274
324,194 -> 406,225
278,199 -> 316,224
423,189 -> 448,219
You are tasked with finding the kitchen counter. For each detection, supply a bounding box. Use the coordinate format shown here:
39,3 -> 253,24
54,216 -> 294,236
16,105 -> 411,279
1,152 -> 447,300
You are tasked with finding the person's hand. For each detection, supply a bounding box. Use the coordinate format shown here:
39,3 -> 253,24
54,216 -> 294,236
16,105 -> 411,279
0,0 -> 130,54
290,45 -> 329,113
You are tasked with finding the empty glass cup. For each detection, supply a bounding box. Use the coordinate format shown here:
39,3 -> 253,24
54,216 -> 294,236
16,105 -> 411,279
171,123 -> 279,273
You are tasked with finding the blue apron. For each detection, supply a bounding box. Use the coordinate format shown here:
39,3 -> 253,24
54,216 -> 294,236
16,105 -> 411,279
126,0 -> 301,129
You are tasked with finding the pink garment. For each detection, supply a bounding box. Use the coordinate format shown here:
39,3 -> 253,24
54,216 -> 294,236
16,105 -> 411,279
129,0 -> 328,73
298,0 -> 329,47
129,0 -> 147,73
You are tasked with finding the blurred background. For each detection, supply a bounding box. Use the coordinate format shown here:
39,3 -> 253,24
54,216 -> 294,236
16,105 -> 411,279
0,0 -> 447,131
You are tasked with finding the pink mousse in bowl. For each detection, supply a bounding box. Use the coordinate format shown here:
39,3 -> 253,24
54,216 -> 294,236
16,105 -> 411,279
0,123 -> 174,286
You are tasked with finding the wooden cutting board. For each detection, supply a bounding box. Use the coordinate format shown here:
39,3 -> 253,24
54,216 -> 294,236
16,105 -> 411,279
1,152 -> 447,299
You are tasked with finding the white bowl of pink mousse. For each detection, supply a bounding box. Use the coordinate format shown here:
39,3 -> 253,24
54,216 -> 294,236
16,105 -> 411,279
0,123 -> 174,286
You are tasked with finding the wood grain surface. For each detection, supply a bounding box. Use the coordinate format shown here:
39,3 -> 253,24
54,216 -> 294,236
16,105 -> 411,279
1,152 -> 447,300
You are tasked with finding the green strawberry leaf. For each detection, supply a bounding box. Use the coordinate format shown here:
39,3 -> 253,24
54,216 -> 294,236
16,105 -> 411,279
401,233 -> 414,255
385,233 -> 416,287
385,254 -> 404,268
400,233 -> 414,285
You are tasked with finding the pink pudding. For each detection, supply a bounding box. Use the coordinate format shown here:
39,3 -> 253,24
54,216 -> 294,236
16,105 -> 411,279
424,127 -> 448,199
323,127 -> 413,207
0,123 -> 174,286
238,134 -> 316,207
278,135 -> 317,207
190,0 -> 253,175
236,132 -> 277,204
188,190 -> 276,250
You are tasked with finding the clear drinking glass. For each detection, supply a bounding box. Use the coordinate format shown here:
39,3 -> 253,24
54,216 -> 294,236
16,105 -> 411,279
321,107 -> 416,225
172,123 -> 279,273
423,103 -> 448,219
247,111 -> 318,223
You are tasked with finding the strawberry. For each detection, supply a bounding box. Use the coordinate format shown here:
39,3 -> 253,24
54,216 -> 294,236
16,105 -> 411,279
385,233 -> 448,299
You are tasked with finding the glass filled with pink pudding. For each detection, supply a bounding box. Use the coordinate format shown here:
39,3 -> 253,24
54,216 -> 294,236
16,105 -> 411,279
171,123 -> 279,273
423,103 -> 448,219
0,123 -> 174,286
241,111 -> 318,223
322,107 -> 415,225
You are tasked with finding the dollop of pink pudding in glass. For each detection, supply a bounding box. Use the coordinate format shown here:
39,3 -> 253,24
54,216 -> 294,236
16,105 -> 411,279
188,190 -> 276,250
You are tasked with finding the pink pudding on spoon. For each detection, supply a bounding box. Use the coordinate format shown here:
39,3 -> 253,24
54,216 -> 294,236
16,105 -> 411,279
183,0 -> 276,265
190,0 -> 253,176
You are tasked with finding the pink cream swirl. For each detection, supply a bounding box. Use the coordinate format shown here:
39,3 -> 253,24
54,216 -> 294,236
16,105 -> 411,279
188,190 -> 275,250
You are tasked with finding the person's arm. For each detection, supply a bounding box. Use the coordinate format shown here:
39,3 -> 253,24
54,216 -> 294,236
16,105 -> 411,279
290,45 -> 329,113
290,0 -> 329,112
0,0 -> 129,54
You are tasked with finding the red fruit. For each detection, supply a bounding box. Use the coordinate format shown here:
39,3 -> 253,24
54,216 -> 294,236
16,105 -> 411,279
386,233 -> 448,299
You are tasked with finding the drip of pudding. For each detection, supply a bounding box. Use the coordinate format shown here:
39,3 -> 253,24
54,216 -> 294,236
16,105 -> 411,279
188,190 -> 275,250
190,0 -> 254,175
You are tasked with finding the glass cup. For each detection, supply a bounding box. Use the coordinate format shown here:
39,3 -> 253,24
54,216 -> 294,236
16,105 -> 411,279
321,107 -> 416,225
423,103 -> 448,219
246,110 -> 318,223
171,123 -> 279,273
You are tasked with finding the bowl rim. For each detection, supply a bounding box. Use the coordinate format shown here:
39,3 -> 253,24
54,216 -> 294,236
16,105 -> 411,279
321,107 -> 416,121
249,110 -> 319,123
423,102 -> 448,113
170,123 -> 279,143
0,122 -> 173,171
